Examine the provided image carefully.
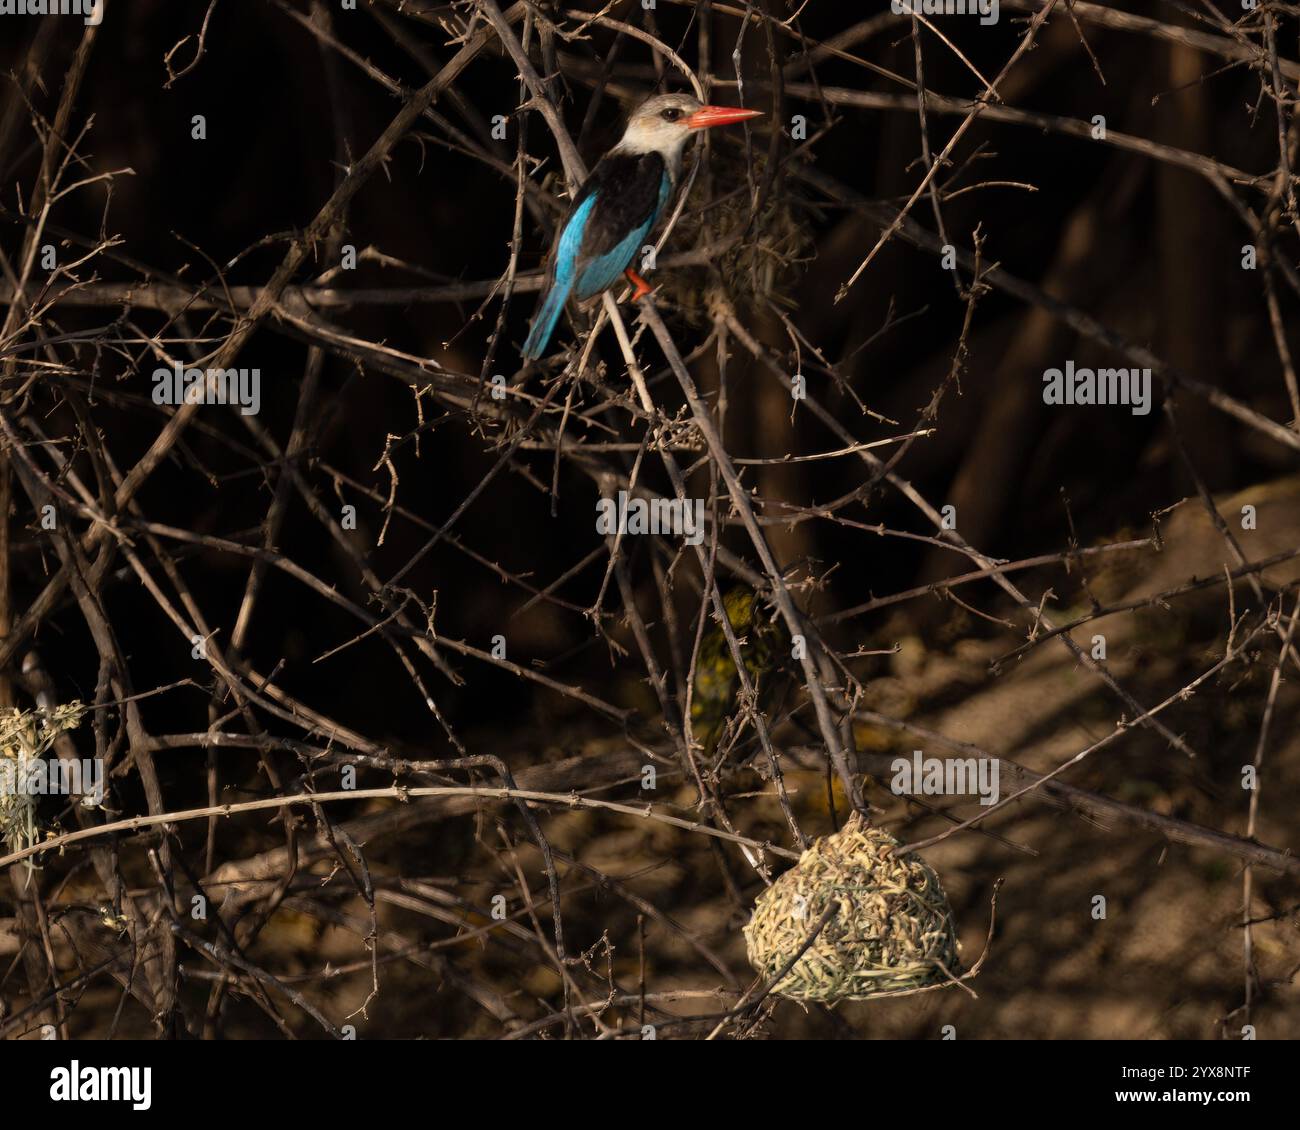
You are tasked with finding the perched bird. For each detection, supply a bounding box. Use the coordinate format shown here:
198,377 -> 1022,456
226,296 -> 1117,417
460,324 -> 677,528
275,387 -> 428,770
690,587 -> 789,759
522,93 -> 762,359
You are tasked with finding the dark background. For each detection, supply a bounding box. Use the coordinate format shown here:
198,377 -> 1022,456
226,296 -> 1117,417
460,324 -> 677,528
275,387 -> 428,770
0,0 -> 1297,1039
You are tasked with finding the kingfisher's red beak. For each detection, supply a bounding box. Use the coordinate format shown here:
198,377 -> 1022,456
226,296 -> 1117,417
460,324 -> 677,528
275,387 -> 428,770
685,105 -> 764,130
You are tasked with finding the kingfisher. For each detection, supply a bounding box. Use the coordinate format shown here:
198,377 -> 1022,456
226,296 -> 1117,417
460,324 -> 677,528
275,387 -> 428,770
522,93 -> 762,359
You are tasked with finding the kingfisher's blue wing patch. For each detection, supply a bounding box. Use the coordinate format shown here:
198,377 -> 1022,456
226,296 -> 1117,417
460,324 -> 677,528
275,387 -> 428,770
554,194 -> 598,285
573,169 -> 673,299
575,217 -> 655,299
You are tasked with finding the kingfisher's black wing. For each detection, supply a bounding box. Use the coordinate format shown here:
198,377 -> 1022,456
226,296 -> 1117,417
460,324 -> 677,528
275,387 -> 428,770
557,150 -> 673,301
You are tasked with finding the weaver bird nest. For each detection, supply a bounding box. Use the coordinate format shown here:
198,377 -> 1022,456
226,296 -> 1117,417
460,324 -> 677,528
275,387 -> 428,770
0,701 -> 87,855
743,813 -> 961,1002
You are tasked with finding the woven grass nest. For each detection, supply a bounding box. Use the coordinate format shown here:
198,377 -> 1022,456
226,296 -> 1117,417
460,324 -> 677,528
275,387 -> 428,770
0,701 -> 86,855
743,812 -> 961,1002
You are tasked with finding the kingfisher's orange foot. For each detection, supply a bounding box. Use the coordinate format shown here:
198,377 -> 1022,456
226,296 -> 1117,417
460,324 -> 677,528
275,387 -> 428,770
624,267 -> 655,302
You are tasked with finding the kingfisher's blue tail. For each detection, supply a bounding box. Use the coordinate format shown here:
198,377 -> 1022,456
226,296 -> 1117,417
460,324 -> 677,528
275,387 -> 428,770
522,278 -> 573,359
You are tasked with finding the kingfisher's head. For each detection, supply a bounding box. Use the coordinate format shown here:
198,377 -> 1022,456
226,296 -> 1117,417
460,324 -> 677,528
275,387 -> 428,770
615,94 -> 762,171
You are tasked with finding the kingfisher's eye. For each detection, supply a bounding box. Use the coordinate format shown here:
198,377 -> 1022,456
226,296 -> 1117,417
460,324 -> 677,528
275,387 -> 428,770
661,108 -> 682,122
